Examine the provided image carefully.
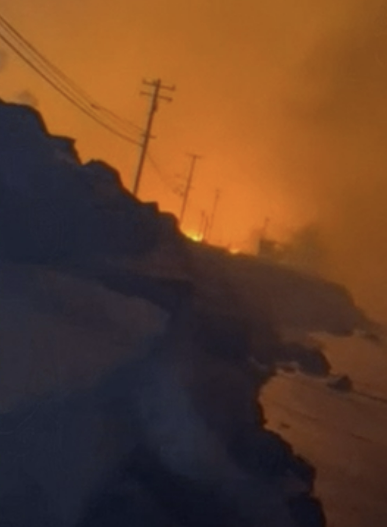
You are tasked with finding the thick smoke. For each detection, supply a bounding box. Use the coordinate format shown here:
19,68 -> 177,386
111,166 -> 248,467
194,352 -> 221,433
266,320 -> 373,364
6,0 -> 387,318
263,1 -> 387,319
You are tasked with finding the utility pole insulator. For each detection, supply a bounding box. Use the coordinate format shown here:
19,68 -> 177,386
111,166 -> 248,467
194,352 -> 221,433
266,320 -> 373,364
132,79 -> 175,197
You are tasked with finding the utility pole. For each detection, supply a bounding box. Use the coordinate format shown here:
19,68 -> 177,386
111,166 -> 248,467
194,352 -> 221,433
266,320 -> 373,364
202,214 -> 210,242
198,209 -> 206,239
179,153 -> 202,227
207,188 -> 221,242
133,78 -> 175,197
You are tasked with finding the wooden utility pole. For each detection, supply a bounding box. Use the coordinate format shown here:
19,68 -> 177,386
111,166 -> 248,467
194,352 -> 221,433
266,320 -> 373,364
198,209 -> 207,239
207,188 -> 221,242
202,214 -> 210,242
179,153 -> 201,227
133,78 -> 175,197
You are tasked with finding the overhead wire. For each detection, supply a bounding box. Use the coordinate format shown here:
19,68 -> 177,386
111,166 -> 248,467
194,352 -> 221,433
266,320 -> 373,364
147,152 -> 184,197
0,14 -> 143,145
95,106 -> 144,134
0,13 -> 144,134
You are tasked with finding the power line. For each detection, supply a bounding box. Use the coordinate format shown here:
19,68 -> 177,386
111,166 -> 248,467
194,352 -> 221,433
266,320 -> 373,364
0,17 -> 141,145
0,32 -> 140,145
147,152 -> 183,196
0,13 -> 144,135
96,106 -> 144,133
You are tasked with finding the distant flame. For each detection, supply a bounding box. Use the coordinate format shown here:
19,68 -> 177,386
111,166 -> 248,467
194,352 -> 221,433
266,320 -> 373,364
183,231 -> 241,253
184,230 -> 203,243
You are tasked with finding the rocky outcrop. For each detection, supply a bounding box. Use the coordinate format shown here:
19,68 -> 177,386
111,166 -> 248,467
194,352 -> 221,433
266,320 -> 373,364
0,100 -> 338,526
0,101 -> 181,264
0,264 -> 325,527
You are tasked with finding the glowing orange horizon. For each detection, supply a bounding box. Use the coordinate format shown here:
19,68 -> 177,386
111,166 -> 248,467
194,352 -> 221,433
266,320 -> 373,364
183,230 -> 204,243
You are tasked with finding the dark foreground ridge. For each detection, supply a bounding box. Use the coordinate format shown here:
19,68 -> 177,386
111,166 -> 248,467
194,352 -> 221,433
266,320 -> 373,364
0,100 -> 367,526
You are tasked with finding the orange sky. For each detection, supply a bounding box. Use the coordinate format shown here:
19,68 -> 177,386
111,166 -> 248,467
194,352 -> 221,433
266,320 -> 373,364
1,0 -> 387,319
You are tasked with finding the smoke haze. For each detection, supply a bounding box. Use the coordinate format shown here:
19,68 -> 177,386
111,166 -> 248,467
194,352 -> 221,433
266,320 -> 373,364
1,0 -> 387,317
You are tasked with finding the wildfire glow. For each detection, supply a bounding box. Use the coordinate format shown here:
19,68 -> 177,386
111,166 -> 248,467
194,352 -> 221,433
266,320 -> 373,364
184,230 -> 203,243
